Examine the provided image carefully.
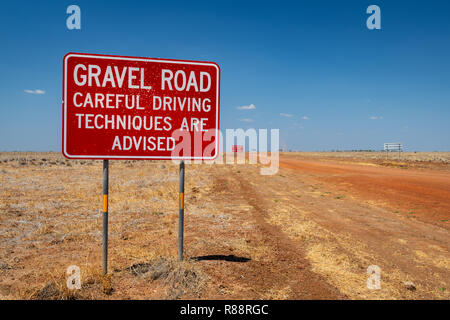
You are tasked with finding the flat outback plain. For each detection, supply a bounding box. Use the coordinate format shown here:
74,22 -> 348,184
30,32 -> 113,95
0,152 -> 449,299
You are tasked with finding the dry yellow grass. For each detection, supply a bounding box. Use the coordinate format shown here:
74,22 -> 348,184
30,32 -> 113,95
0,152 -> 448,300
0,152 -> 261,299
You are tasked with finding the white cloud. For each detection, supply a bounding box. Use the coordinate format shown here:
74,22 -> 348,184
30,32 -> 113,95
369,116 -> 383,120
237,104 -> 256,110
24,89 -> 45,95
280,113 -> 292,117
301,116 -> 310,120
239,118 -> 253,122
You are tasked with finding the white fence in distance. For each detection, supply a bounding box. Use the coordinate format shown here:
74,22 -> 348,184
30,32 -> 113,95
383,142 -> 403,159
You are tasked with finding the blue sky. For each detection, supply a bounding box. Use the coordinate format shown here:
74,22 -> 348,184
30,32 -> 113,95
0,0 -> 449,151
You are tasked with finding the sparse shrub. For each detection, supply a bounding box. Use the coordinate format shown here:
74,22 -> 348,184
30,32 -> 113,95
32,283 -> 61,300
127,257 -> 206,299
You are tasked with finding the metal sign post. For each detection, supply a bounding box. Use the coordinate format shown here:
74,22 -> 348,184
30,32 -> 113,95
102,160 -> 109,274
178,161 -> 185,261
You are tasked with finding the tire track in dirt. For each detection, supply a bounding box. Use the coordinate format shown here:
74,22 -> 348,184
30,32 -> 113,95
279,157 -> 450,227
214,170 -> 346,299
272,157 -> 450,299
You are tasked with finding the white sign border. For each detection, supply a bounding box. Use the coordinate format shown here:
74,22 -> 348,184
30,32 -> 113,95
63,53 -> 220,160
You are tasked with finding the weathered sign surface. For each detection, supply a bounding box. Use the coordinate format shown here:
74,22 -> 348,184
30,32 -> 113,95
63,52 -> 220,160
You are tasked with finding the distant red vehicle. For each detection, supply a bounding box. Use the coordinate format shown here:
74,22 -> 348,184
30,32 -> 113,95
231,145 -> 244,152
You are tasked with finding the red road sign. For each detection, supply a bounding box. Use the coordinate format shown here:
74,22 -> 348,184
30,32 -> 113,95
63,52 -> 220,160
231,145 -> 244,152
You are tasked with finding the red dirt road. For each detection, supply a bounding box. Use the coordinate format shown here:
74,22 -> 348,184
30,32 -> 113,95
279,156 -> 450,227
